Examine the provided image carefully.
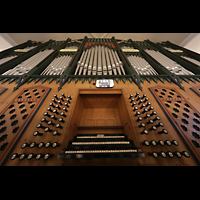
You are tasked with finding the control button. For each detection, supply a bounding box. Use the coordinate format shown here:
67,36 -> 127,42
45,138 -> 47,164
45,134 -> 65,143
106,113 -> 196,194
142,94 -> 147,99
64,102 -> 69,107
160,151 -> 167,158
21,143 -> 28,149
56,123 -> 63,129
58,118 -> 64,123
66,99 -> 71,103
139,123 -> 145,128
19,153 -> 26,160
46,107 -> 53,112
136,96 -> 142,101
62,107 -> 67,112
135,111 -> 141,116
144,114 -> 151,119
143,140 -> 150,146
55,104 -> 61,110
51,98 -> 57,103
10,153 -> 19,160
59,96 -> 64,101
36,123 -> 46,129
150,126 -> 157,131
137,117 -> 143,122
142,108 -> 148,114
129,94 -> 133,99
141,129 -> 148,135
130,98 -> 135,103
155,122 -> 164,128
52,130 -> 60,136
153,116 -> 160,122
131,102 -> 137,107
158,140 -> 165,146
33,131 -> 43,136
165,140 -> 172,146
38,142 -> 44,148
150,111 -> 157,116
52,109 -> 59,114
57,100 -> 62,105
158,129 -> 168,134
133,106 -> 138,111
60,112 -> 66,117
50,114 -> 57,120
44,127 -> 52,132
150,140 -> 157,146
62,93 -> 66,98
146,102 -> 151,107
143,97 -> 149,103
174,151 -> 182,158
47,121 -> 55,126
147,119 -> 154,125
43,112 -> 50,118
182,151 -> 190,158
49,102 -> 55,107
27,153 -> 34,160
140,104 -> 146,109
36,153 -> 42,160
135,92 -> 139,97
45,142 -> 51,148
41,117 -> 48,123
53,94 -> 58,99
44,153 -> 51,160
172,140 -> 179,146
29,142 -> 36,148
167,151 -> 174,158
52,142 -> 59,148
138,99 -> 143,105
149,152 -> 158,158
148,106 -> 154,111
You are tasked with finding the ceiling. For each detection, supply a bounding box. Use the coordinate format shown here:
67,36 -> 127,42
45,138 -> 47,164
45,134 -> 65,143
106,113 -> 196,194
6,33 -> 192,46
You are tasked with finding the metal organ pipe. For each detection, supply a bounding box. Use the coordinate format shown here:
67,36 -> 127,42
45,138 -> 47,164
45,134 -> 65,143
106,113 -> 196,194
128,55 -> 159,76
0,55 -> 17,66
88,47 -> 94,75
114,51 -> 125,75
60,56 -> 71,75
73,44 -> 125,76
2,50 -> 54,76
97,45 -> 102,75
105,47 -> 112,75
92,46 -> 98,75
108,48 -> 117,75
40,55 -> 72,76
111,49 -> 121,75
102,46 -> 107,75
145,49 -> 194,75
53,56 -> 66,75
83,48 -> 92,75
181,56 -> 200,66
75,50 -> 85,75
50,56 -> 65,75
79,49 -> 89,75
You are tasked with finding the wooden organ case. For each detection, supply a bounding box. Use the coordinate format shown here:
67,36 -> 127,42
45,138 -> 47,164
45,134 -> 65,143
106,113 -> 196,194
0,37 -> 200,166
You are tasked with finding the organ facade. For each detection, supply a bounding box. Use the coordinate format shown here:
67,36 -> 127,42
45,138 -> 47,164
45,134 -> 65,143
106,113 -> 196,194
0,36 -> 200,166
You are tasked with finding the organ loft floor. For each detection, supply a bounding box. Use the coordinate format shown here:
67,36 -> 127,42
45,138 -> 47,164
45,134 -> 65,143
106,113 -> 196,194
1,79 -> 199,166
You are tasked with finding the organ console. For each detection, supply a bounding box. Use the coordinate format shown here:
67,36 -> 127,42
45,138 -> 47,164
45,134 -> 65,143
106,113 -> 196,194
0,36 -> 200,165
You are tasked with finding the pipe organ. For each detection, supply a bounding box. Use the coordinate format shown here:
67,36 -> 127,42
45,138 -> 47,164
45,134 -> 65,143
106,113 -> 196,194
0,36 -> 200,166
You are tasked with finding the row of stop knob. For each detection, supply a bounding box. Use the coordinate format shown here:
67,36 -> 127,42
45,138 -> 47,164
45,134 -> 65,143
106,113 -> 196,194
129,92 -> 168,134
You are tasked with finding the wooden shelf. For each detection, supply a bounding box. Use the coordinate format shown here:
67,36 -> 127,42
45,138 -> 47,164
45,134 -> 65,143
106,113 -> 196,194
78,125 -> 124,129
